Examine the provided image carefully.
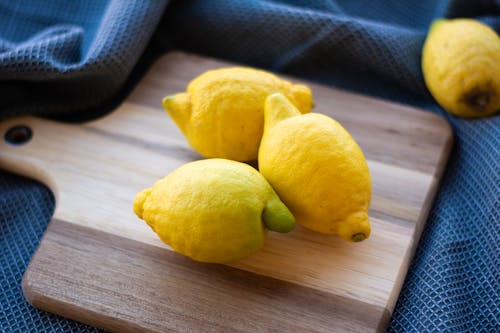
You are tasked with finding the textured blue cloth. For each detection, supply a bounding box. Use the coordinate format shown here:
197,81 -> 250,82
1,1 -> 499,332
0,0 -> 169,121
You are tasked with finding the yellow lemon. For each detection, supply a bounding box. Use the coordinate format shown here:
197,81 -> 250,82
422,19 -> 500,118
133,158 -> 295,263
162,67 -> 313,161
258,93 -> 371,242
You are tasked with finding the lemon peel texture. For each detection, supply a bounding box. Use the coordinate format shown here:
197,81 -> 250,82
258,93 -> 372,242
162,67 -> 313,161
133,158 -> 295,263
422,18 -> 500,118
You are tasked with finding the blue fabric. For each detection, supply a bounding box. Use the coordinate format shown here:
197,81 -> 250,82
1,0 -> 499,332
0,0 -> 169,121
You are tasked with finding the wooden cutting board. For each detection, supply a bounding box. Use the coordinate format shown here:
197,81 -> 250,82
0,51 -> 453,333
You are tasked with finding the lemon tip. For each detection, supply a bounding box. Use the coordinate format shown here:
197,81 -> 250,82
262,199 -> 296,233
161,95 -> 176,110
351,233 -> 367,242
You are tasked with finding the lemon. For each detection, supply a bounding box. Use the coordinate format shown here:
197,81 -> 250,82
422,18 -> 500,118
162,67 -> 313,161
258,93 -> 371,242
133,159 -> 295,263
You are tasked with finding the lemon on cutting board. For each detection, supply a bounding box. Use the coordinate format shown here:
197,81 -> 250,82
162,67 -> 313,161
422,18 -> 500,118
133,158 -> 295,263
258,93 -> 372,242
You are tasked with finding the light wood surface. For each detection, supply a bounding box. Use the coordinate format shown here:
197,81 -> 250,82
0,51 -> 453,333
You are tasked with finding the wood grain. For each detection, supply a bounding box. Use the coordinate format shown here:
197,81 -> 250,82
24,218 -> 389,333
0,51 -> 453,332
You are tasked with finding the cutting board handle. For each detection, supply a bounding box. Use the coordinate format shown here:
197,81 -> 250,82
1,117 -> 62,198
1,105 -> 196,236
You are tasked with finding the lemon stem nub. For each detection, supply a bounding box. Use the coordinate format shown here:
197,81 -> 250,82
264,93 -> 302,130
162,93 -> 191,135
465,91 -> 490,111
262,199 -> 296,233
351,233 -> 366,242
133,188 -> 152,220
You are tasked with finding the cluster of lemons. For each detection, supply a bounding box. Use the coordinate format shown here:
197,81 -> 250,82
133,66 -> 372,263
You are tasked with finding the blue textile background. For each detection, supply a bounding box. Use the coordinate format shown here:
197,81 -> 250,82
1,0 -> 499,332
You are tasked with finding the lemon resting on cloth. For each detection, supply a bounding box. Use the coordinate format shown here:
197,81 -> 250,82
258,93 -> 372,242
422,18 -> 500,118
162,67 -> 313,161
133,159 -> 295,263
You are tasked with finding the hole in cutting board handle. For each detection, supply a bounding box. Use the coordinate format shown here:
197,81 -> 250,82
4,125 -> 32,145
